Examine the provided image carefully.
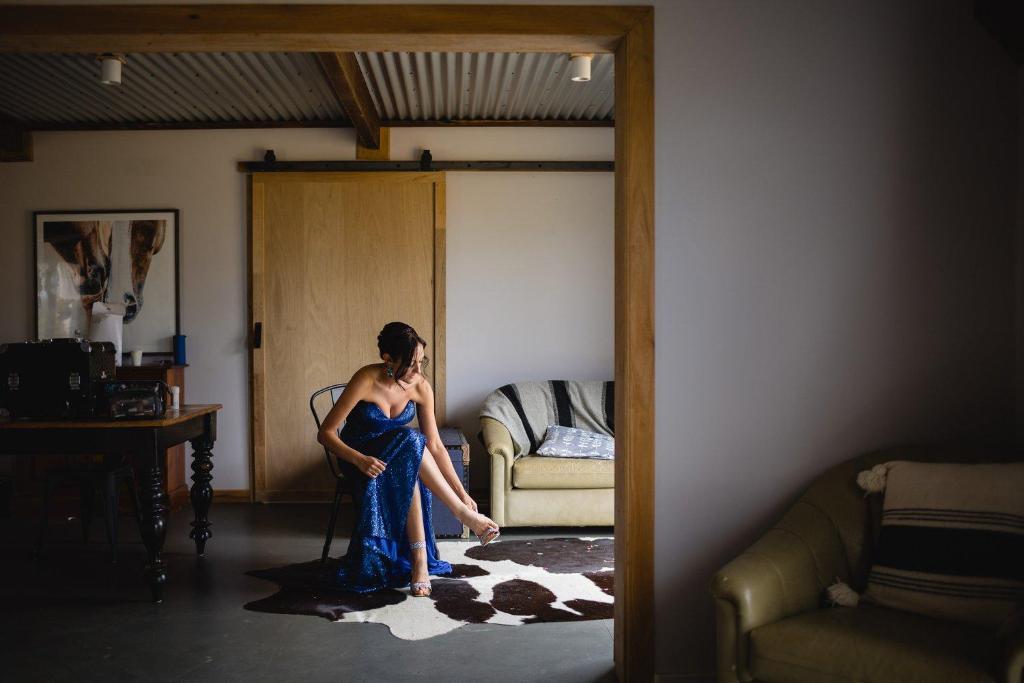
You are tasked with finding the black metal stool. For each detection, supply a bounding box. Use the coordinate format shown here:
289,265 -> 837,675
34,454 -> 143,564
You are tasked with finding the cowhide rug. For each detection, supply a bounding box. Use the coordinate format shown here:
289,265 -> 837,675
244,536 -> 614,640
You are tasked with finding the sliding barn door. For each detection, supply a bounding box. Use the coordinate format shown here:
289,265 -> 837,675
250,172 -> 445,502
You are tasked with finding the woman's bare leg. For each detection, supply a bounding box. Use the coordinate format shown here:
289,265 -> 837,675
406,481 -> 425,544
405,481 -> 429,592
416,446 -> 498,537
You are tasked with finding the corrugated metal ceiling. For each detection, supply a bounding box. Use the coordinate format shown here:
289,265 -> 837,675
0,51 -> 614,126
358,52 -> 614,122
0,52 -> 345,125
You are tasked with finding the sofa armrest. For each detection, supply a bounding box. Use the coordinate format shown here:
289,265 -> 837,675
481,416 -> 515,482
710,500 -> 850,682
481,416 -> 516,526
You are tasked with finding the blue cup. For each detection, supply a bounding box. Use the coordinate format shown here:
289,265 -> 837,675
173,334 -> 187,365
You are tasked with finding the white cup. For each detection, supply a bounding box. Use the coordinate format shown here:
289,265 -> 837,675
131,349 -> 143,366
169,385 -> 180,410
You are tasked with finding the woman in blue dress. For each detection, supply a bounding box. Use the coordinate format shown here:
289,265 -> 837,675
317,322 -> 500,597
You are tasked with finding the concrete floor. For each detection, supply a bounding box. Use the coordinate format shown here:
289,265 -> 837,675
0,502 -> 615,683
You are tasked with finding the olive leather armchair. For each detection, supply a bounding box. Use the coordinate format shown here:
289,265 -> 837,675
710,446 -> 1023,683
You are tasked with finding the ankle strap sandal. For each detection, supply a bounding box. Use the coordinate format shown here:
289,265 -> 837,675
408,540 -> 431,596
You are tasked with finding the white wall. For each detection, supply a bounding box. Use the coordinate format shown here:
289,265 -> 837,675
1,0 -> 1021,680
0,127 -> 615,494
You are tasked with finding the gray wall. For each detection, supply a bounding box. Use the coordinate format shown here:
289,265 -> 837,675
1018,67 -> 1024,447
653,0 -> 1018,676
0,0 -> 1020,680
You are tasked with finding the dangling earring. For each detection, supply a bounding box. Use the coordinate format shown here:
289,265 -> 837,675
385,363 -> 394,378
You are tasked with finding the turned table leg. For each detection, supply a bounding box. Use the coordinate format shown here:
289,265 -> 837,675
138,458 -> 169,603
188,413 -> 215,556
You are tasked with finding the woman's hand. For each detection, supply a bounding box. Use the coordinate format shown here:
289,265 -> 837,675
460,490 -> 478,512
357,455 -> 387,478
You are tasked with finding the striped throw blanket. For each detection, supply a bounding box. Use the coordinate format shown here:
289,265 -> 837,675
479,380 -> 614,457
863,460 -> 1024,629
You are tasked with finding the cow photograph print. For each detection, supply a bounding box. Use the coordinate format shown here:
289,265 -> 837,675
244,537 -> 614,640
34,210 -> 179,352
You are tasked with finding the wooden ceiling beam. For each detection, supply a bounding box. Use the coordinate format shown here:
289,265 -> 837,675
384,119 -> 614,128
0,4 -> 640,53
25,119 -> 613,131
0,116 -> 32,162
356,126 -> 390,161
316,52 -> 381,150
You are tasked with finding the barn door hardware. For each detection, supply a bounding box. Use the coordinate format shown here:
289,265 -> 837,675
238,159 -> 612,173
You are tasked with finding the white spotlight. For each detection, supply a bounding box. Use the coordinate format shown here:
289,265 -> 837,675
97,54 -> 126,86
569,53 -> 593,82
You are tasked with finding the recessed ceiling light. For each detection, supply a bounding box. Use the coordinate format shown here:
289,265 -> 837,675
569,53 -> 593,82
96,53 -> 127,86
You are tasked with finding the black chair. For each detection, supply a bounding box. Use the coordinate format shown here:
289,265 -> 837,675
310,383 -> 354,563
35,453 -> 142,564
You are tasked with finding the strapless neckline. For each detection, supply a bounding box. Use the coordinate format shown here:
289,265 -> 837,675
363,399 -> 414,420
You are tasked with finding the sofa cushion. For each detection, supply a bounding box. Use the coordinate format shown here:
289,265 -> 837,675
750,606 -> 1001,683
861,461 -> 1024,629
511,454 -> 613,489
536,425 -> 614,459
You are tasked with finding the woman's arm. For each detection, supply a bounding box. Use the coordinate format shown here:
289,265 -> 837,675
317,369 -> 373,467
416,379 -> 469,500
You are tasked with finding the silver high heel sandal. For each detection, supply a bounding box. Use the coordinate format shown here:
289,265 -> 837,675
409,540 -> 431,597
461,508 -> 500,546
475,525 -> 500,546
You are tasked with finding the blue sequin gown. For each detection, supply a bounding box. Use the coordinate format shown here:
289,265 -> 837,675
334,399 -> 453,592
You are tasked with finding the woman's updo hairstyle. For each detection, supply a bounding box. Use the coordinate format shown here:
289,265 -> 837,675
377,322 -> 428,385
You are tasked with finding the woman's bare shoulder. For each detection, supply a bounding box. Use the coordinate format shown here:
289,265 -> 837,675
354,362 -> 381,376
412,376 -> 433,399
347,364 -> 379,389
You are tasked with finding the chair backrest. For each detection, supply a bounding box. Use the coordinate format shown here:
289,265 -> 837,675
310,383 -> 347,479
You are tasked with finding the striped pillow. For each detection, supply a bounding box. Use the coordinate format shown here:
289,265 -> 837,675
862,461 -> 1024,629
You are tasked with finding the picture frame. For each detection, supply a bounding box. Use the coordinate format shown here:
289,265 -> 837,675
34,209 -> 181,355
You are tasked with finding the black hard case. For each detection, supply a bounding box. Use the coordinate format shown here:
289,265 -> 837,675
0,338 -> 116,419
98,380 -> 168,419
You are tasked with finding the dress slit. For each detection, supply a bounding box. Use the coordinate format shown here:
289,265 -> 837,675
332,399 -> 452,592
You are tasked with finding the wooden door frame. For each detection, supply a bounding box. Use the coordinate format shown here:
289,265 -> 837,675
0,6 -> 656,680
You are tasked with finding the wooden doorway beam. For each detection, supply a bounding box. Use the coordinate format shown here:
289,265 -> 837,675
614,11 -> 655,682
0,116 -> 32,162
0,5 -> 635,53
316,52 -> 382,150
0,6 -> 656,680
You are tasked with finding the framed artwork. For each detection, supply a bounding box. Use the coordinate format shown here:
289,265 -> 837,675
34,209 -> 180,354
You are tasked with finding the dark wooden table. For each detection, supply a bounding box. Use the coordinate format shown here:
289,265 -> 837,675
0,404 -> 222,602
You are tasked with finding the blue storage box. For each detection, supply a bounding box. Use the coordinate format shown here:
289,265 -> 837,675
431,427 -> 470,538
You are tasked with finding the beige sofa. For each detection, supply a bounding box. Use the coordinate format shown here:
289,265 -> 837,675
480,416 -> 613,527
